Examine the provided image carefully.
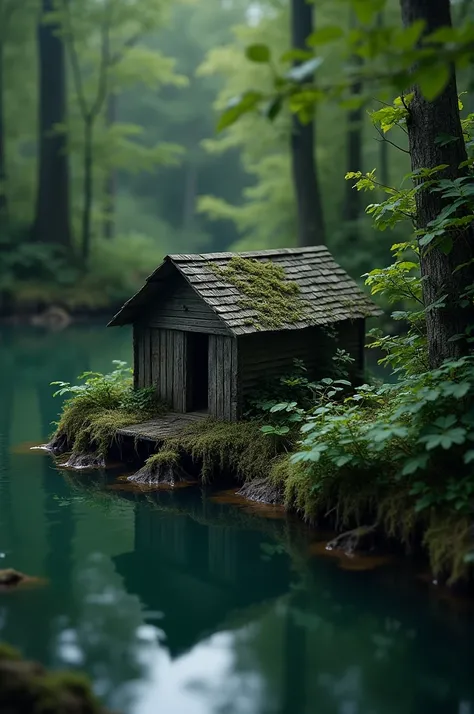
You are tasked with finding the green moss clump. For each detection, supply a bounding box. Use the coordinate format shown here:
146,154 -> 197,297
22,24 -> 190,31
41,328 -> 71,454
146,450 -> 179,468
165,419 -> 285,482
209,256 -> 308,329
54,398 -> 167,459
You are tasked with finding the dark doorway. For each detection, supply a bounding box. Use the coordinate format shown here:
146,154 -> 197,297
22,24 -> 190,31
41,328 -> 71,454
187,333 -> 209,412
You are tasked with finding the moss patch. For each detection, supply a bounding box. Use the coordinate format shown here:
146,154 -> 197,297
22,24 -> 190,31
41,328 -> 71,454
164,419 -> 286,482
53,401 -> 166,460
0,643 -> 108,713
209,256 -> 308,329
129,449 -> 183,486
269,452 -> 474,585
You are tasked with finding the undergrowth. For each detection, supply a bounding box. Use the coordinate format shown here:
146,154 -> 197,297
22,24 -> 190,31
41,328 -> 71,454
51,361 -> 166,457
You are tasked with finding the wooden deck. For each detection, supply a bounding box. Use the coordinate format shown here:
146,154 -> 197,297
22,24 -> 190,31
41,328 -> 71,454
116,411 -> 209,442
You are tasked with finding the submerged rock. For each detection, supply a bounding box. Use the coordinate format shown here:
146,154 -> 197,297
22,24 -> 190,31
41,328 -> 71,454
237,477 -> 283,506
0,643 -> 111,713
30,305 -> 72,331
0,569 -> 45,591
60,453 -> 106,470
326,525 -> 378,556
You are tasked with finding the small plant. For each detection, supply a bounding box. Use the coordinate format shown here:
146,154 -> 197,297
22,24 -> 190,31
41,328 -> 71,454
50,361 -> 166,458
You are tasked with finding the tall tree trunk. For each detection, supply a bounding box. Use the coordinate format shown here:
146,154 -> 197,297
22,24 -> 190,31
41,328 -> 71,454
0,43 -> 7,221
377,13 -> 390,188
32,0 -> 71,247
379,132 -> 389,186
81,117 -> 94,262
344,12 -> 363,244
400,0 -> 474,368
103,93 -> 116,240
290,0 -> 326,246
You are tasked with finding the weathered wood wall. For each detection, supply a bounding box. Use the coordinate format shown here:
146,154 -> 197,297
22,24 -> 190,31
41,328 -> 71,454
208,335 -> 239,421
134,325 -> 187,411
146,274 -> 229,335
134,318 -> 364,420
238,319 -> 364,400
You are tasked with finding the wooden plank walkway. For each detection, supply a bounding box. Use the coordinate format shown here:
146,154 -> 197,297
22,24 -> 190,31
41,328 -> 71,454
116,411 -> 209,442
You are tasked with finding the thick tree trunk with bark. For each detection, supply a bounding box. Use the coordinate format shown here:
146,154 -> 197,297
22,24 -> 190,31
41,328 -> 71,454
0,43 -> 7,220
32,0 -> 71,247
290,0 -> 326,246
400,0 -> 474,367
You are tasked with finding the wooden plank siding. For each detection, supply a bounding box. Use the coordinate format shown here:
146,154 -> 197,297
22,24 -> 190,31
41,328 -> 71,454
238,319 -> 364,400
208,335 -> 239,421
146,273 -> 230,335
135,326 -> 187,411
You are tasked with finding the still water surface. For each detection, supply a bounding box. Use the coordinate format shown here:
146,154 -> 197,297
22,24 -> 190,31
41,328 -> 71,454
0,325 -> 474,714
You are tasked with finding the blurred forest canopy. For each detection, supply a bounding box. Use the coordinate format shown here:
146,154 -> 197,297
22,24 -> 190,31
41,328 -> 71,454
0,0 -> 472,311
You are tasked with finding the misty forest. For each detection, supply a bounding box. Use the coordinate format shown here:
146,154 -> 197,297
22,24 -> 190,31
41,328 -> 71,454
1,0 -> 468,312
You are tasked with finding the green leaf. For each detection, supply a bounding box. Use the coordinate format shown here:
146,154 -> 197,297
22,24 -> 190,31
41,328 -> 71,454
351,0 -> 385,24
416,64 -> 450,101
217,91 -> 263,132
307,26 -> 344,46
286,57 -> 324,83
463,450 -> 474,464
401,454 -> 429,475
245,44 -> 271,63
280,49 -> 314,63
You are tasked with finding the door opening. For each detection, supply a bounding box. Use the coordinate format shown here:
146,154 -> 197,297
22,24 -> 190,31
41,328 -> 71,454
187,333 -> 209,412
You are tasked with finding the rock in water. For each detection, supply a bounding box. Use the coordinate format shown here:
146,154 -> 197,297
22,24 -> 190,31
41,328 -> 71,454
31,305 -> 71,331
326,525 -> 378,556
60,453 -> 106,470
0,569 -> 24,586
237,477 -> 283,505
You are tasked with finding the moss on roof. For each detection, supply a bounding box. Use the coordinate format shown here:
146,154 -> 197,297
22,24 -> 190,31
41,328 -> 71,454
209,256 -> 307,329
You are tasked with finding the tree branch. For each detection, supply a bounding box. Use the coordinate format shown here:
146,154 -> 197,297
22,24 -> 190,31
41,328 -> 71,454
374,125 -> 410,154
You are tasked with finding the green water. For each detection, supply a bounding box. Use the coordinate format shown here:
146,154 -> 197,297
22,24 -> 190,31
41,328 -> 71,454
0,325 -> 473,714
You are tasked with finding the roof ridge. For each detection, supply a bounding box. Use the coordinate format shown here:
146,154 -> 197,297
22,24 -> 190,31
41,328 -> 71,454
167,246 -> 329,262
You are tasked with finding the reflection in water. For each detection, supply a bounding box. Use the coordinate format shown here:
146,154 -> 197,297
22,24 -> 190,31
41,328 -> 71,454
0,325 -> 473,714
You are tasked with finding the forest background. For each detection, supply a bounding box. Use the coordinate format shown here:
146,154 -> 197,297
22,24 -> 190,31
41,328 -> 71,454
0,0 -> 472,314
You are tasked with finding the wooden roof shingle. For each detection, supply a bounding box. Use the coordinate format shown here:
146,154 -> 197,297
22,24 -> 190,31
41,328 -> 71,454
108,247 -> 382,334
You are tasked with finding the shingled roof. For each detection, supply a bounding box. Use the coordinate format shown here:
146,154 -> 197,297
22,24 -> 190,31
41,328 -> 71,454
108,247 -> 381,335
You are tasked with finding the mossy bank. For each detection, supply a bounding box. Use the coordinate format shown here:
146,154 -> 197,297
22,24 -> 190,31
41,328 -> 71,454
48,391 -> 474,591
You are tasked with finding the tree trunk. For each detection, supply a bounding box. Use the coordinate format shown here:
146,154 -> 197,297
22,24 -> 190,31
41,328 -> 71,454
0,42 -> 7,221
379,133 -> 389,186
103,93 -> 116,240
32,0 -> 71,247
344,12 -> 363,244
377,13 -> 390,188
81,117 -> 94,262
400,0 -> 474,367
290,0 -> 326,246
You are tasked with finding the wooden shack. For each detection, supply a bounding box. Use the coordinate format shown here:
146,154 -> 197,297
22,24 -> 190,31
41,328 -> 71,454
108,247 -> 380,421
